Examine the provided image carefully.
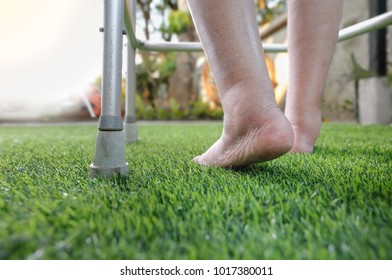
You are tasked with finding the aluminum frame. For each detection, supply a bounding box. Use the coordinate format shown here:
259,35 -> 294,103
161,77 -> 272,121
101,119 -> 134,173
124,7 -> 392,53
90,0 -> 392,177
90,0 -> 128,178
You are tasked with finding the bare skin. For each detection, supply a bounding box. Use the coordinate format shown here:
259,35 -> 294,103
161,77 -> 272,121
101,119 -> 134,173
285,0 -> 343,153
188,0 -> 294,167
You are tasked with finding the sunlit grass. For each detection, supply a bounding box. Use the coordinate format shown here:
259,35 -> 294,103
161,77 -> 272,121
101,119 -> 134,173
0,122 -> 391,259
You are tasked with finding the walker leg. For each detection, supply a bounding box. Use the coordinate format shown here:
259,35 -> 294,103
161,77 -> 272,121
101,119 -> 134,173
90,0 -> 128,177
123,40 -> 139,142
124,0 -> 139,143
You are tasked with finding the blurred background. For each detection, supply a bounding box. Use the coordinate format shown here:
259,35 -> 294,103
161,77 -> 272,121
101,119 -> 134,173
0,0 -> 103,121
0,0 -> 391,123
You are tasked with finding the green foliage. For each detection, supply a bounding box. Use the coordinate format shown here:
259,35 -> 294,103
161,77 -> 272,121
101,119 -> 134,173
351,54 -> 375,80
167,10 -> 192,35
168,98 -> 183,120
156,106 -> 171,120
189,101 -> 224,120
142,105 -> 155,120
189,100 -> 210,120
134,97 -> 222,121
135,52 -> 177,104
156,53 -> 177,80
0,124 -> 391,259
135,94 -> 145,120
206,106 -> 223,120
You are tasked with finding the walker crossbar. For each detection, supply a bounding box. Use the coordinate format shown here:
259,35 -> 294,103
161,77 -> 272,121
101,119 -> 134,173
90,0 -> 392,177
124,5 -> 392,53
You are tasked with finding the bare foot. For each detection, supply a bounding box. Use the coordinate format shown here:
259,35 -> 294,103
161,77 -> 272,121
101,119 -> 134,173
286,110 -> 322,153
289,127 -> 318,153
193,87 -> 294,168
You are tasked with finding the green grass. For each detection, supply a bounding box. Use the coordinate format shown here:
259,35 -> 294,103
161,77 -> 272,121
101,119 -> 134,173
0,122 -> 391,260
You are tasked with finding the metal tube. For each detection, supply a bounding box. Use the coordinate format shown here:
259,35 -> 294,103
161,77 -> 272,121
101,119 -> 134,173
125,0 -> 137,122
124,0 -> 138,48
100,0 -> 124,129
124,0 -> 139,142
137,41 -> 203,52
124,7 -> 392,53
90,0 -> 128,177
263,43 -> 288,53
338,10 -> 392,42
135,40 -> 288,53
125,42 -> 137,123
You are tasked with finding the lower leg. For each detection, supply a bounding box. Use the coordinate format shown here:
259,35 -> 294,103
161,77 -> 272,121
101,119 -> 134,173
285,0 -> 343,153
187,0 -> 293,167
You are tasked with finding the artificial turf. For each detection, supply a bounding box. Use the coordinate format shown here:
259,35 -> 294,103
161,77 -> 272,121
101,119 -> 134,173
0,122 -> 391,260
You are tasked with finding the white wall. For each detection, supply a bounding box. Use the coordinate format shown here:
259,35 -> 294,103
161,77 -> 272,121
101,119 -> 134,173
323,0 -> 392,121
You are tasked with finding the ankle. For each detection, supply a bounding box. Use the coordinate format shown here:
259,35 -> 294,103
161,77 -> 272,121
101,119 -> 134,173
290,118 -> 321,153
286,110 -> 321,153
